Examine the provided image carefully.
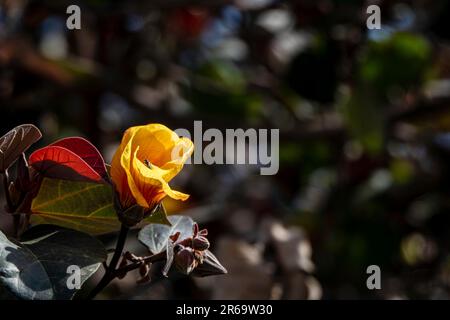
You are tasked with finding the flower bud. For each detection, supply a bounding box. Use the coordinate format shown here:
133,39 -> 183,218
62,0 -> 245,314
137,263 -> 151,284
174,247 -> 197,275
192,235 -> 210,251
191,250 -> 227,278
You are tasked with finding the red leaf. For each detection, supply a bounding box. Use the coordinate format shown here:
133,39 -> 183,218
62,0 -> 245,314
50,137 -> 108,180
29,146 -> 104,183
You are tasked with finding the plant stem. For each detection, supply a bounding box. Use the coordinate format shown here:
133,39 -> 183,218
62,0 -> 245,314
113,251 -> 166,276
87,224 -> 129,300
2,170 -> 21,238
2,170 -> 13,212
109,224 -> 129,270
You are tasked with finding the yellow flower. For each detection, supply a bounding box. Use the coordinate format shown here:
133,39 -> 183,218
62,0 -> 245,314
110,124 -> 193,210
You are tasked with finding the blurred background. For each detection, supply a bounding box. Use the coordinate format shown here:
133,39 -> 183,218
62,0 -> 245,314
2,0 -> 450,299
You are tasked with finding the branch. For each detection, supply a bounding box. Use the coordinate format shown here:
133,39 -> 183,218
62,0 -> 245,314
113,251 -> 166,276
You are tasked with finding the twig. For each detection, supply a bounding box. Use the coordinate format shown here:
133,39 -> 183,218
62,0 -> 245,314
113,251 -> 166,276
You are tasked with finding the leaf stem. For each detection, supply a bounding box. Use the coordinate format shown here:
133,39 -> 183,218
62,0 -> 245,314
87,224 -> 129,299
2,169 -> 13,212
2,169 -> 21,238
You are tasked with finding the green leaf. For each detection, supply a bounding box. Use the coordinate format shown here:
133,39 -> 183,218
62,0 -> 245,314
0,230 -> 53,300
341,90 -> 385,155
0,226 -> 107,300
21,225 -> 107,299
31,178 -> 171,235
138,215 -> 194,254
30,178 -> 119,235
358,32 -> 431,94
147,203 -> 171,226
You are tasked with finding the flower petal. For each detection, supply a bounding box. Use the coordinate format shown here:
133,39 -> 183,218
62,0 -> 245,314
132,147 -> 190,206
111,133 -> 134,207
120,136 -> 149,208
131,124 -> 181,167
160,137 -> 194,181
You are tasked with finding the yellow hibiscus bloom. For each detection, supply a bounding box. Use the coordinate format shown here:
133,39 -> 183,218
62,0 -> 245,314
111,124 -> 193,210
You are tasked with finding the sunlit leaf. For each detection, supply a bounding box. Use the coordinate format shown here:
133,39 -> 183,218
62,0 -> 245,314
0,124 -> 42,172
31,178 -> 118,235
29,146 -> 105,183
31,178 -> 170,235
138,215 -> 194,254
50,137 -> 108,180
162,238 -> 176,277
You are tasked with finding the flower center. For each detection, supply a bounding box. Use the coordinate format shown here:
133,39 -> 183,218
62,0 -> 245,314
143,159 -> 153,169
